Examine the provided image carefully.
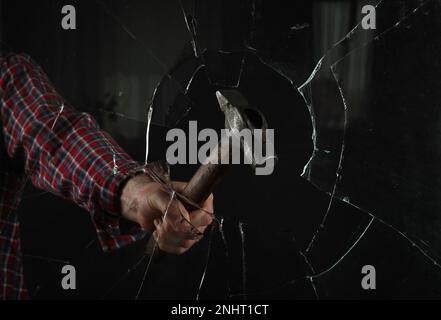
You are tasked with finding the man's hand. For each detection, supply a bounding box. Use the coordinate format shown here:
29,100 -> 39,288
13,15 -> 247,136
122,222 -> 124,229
120,174 -> 214,254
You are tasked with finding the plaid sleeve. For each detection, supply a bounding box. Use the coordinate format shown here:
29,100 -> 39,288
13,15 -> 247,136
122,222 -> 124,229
0,53 -> 148,251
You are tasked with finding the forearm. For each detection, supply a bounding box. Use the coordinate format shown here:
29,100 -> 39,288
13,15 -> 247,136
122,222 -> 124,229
0,53 -> 148,250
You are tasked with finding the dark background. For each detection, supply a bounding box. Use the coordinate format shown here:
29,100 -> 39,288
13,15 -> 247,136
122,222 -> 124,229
1,0 -> 441,299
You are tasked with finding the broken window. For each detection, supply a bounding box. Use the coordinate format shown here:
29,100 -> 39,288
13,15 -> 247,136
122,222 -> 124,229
2,0 -> 441,299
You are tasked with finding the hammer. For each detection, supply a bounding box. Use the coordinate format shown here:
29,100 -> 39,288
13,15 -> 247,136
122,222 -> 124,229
181,89 -> 272,205
147,89 -> 273,253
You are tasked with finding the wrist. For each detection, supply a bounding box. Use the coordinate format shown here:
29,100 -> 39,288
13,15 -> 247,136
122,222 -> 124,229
120,174 -> 153,224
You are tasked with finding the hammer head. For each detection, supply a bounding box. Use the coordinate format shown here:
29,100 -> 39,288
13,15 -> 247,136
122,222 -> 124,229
216,90 -> 277,174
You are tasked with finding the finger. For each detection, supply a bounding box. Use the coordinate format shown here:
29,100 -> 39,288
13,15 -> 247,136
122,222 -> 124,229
152,230 -> 159,242
155,219 -> 201,242
158,235 -> 197,252
171,181 -> 187,193
153,228 -> 188,255
154,221 -> 181,247
201,193 -> 214,213
154,222 -> 199,253
189,194 -> 214,229
190,209 -> 213,228
161,201 -> 191,233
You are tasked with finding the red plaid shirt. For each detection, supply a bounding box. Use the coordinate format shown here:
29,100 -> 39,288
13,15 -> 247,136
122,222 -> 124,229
0,53 -> 148,299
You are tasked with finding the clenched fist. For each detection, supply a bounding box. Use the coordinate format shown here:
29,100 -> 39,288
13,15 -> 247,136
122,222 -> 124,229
120,174 -> 214,254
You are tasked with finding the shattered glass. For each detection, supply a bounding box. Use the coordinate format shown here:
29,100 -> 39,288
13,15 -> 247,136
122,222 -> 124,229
2,0 -> 441,299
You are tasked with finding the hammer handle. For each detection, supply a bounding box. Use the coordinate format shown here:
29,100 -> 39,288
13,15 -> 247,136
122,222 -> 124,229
182,162 -> 228,206
182,141 -> 229,206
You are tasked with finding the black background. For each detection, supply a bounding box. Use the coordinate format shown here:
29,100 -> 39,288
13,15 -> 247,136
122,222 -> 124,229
1,0 -> 441,300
